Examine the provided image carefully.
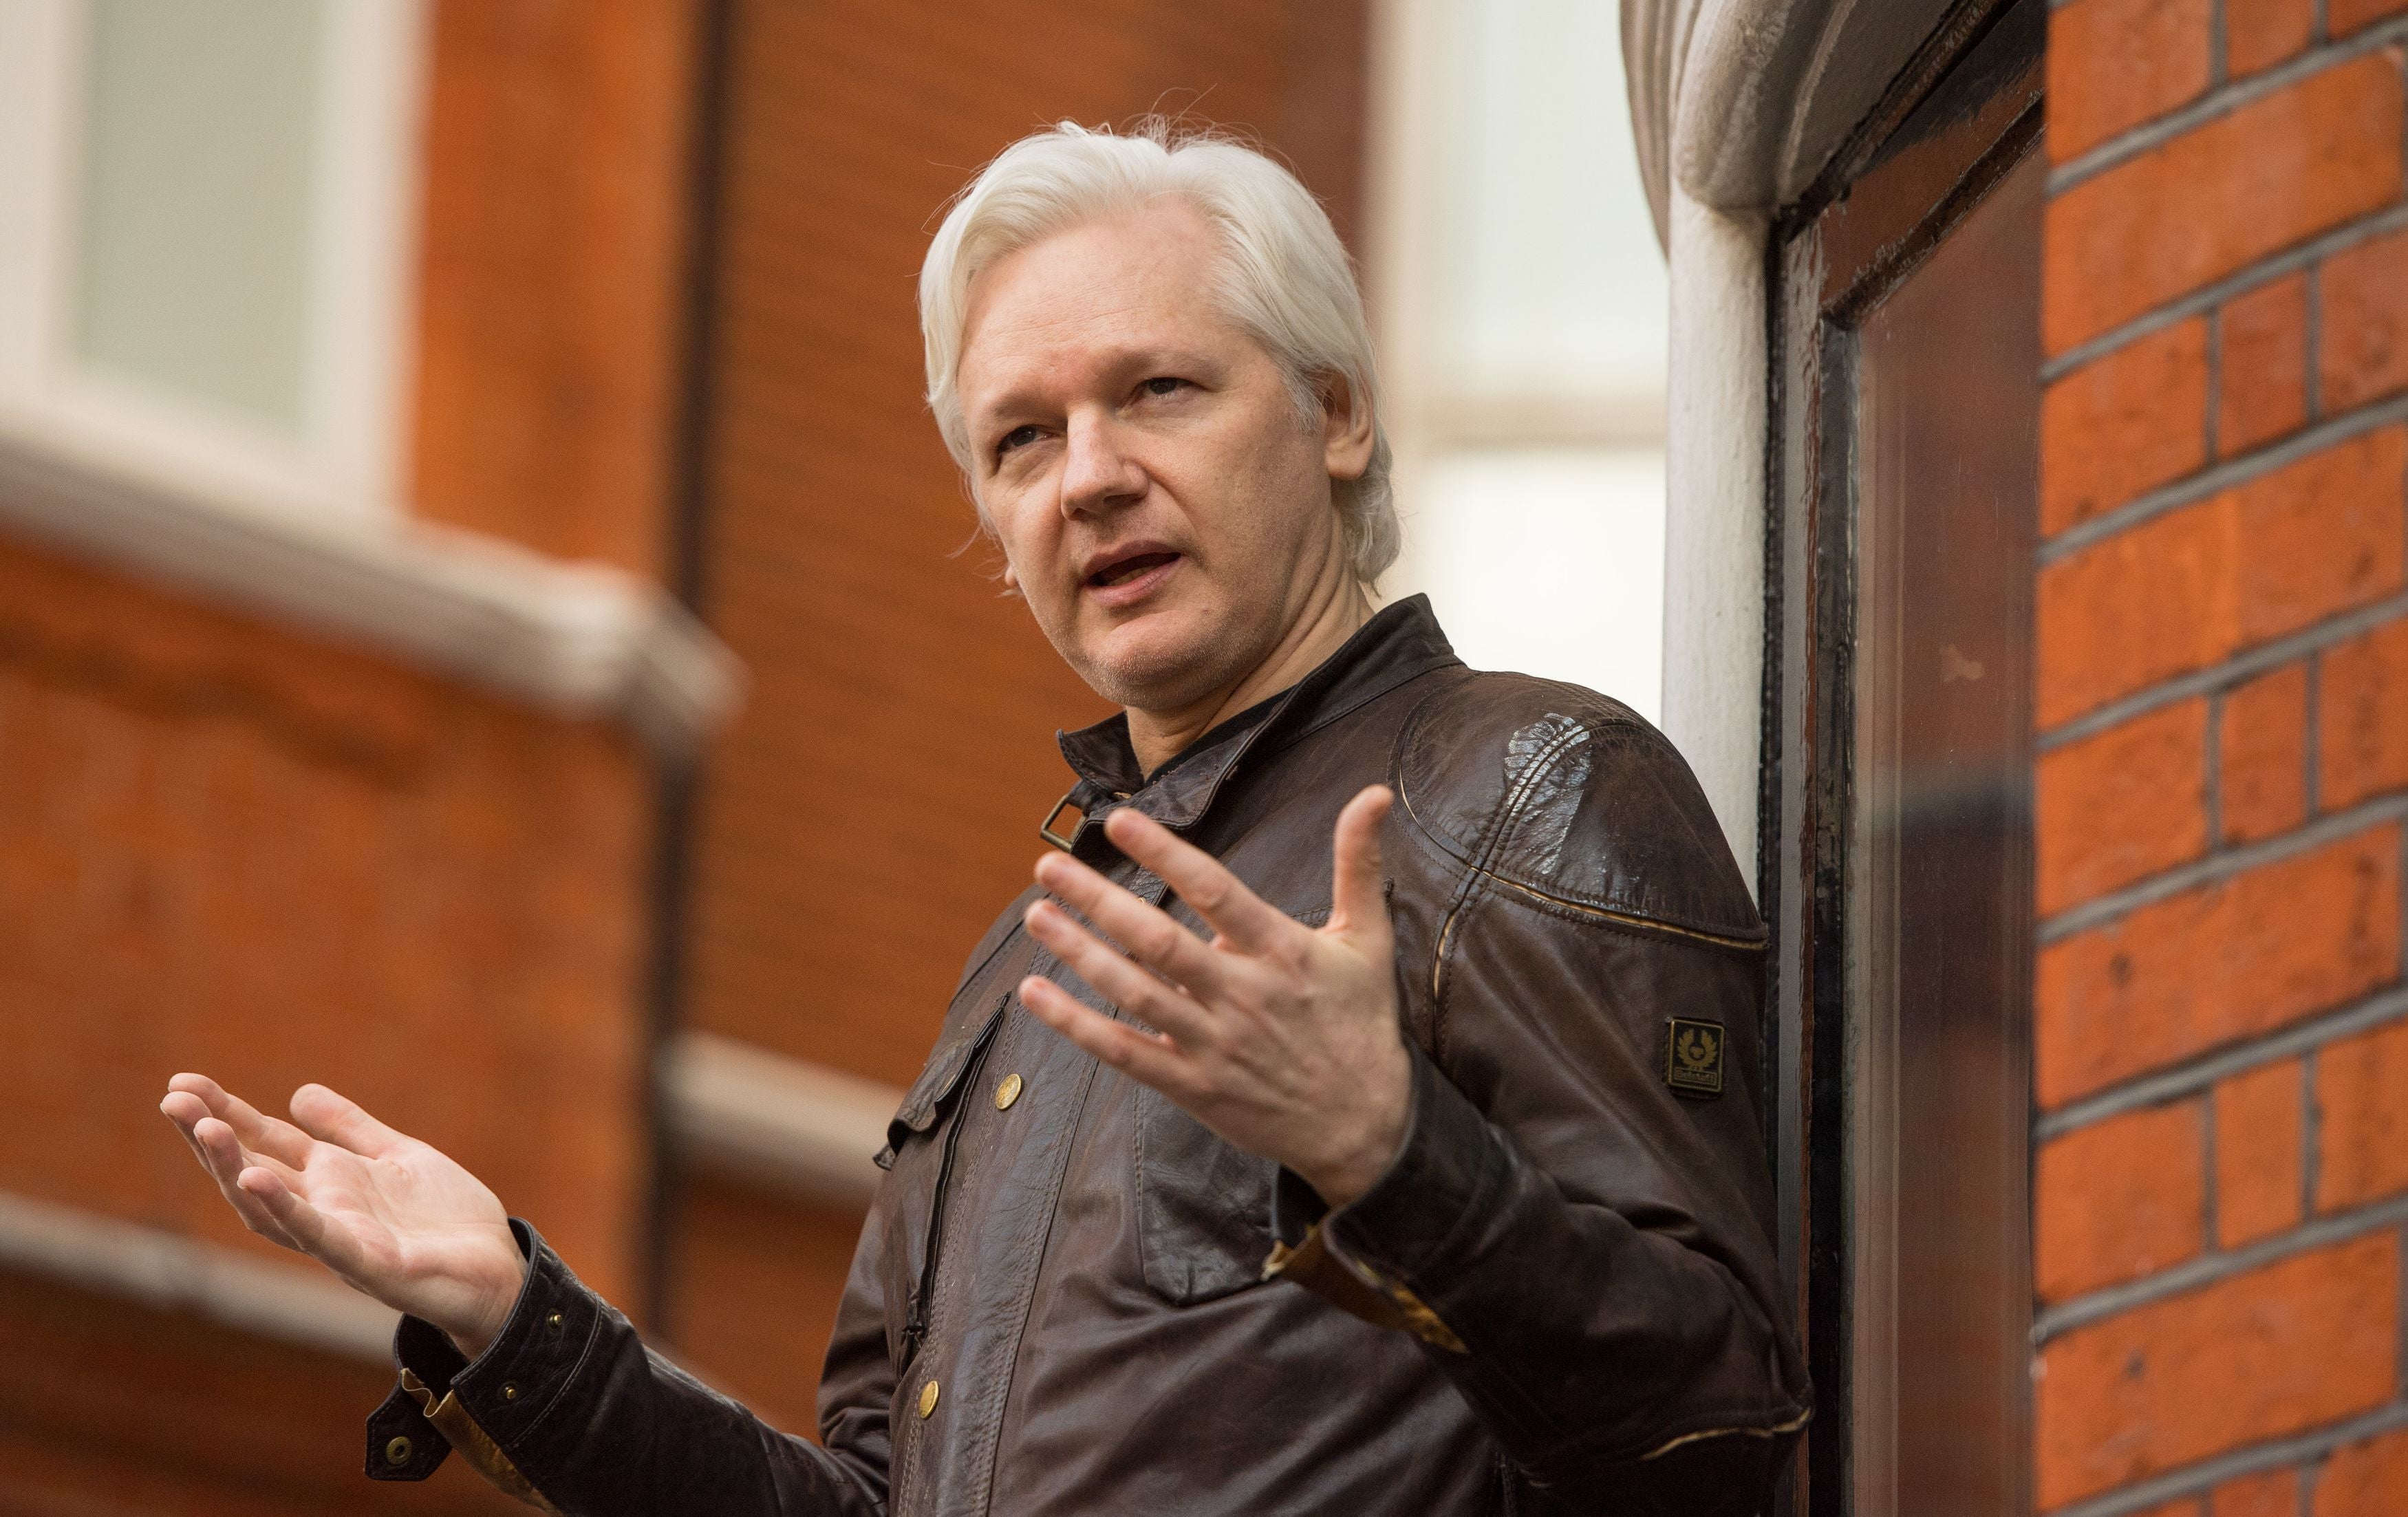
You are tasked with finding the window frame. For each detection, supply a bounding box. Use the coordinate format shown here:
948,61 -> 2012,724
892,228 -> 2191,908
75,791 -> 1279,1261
0,0 -> 427,527
1760,1 -> 2045,1512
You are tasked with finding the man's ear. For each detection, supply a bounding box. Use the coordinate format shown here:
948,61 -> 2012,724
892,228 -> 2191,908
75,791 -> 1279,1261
1317,371 -> 1376,483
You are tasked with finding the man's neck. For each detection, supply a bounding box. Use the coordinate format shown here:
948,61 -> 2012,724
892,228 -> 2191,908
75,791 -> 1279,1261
1125,579 -> 1373,775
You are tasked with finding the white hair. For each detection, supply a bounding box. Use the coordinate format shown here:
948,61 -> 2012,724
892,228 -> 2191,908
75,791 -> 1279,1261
918,120 -> 1399,584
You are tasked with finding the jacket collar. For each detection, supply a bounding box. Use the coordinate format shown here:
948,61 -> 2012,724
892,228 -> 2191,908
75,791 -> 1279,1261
1046,594 -> 1461,849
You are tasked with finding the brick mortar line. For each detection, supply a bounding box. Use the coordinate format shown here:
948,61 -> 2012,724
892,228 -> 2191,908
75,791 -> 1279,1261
2037,791 -> 2408,944
2038,389 -> 2408,566
2041,1399 -> 2408,1517
2045,19 -> 2408,195
2033,1190 -> 2408,1343
2036,983 -> 2408,1138
2041,201 -> 2408,382
2035,590 -> 2408,753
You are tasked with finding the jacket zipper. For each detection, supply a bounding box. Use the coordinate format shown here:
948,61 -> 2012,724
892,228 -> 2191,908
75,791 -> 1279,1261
899,1010 -> 1002,1371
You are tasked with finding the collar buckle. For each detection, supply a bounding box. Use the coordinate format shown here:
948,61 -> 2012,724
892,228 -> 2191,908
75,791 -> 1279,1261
1038,788 -> 1088,852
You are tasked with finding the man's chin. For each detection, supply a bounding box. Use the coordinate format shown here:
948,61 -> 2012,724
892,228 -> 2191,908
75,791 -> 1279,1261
1071,611 -> 1250,713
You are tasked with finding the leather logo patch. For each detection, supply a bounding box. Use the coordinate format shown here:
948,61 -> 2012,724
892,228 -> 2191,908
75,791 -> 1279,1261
1665,1018 -> 1726,1097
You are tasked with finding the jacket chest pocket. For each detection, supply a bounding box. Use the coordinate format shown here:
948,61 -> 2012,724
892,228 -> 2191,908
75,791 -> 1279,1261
1134,1085 -> 1278,1305
879,985 -> 1013,1365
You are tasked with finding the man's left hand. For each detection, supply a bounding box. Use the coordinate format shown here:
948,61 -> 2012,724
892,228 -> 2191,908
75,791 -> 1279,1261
1020,784 -> 1410,1208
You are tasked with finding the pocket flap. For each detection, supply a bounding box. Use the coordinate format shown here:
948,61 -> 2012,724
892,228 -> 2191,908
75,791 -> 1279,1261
885,993 -> 1009,1154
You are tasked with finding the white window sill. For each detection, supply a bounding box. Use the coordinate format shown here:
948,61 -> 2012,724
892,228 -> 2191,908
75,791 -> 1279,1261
0,423 -> 741,758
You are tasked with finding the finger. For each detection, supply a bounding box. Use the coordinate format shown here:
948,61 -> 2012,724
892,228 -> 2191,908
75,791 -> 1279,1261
1022,900 -> 1214,1042
1095,807 -> 1289,951
1020,976 -> 1196,1095
287,1084 -> 407,1159
163,1099 -> 246,1187
1326,785 -> 1395,938
160,1093 -> 219,1176
1031,852 -> 1230,993
191,1118 -> 304,1250
166,1073 -> 314,1168
238,1166 -> 367,1278
191,1115 -> 304,1192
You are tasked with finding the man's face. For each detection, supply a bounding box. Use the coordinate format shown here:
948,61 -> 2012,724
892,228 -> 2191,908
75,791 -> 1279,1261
955,201 -> 1366,713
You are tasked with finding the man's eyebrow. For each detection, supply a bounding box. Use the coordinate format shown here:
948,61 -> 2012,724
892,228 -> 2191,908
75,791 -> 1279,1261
969,345 -> 1228,431
969,383 -> 1051,433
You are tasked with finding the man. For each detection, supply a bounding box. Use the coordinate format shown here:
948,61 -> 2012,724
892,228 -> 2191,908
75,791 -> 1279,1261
160,122 -> 1808,1515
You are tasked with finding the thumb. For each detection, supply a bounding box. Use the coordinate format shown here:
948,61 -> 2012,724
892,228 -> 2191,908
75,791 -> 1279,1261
1326,784 -> 1395,940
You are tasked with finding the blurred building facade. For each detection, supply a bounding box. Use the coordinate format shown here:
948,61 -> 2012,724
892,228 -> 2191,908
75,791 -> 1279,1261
3,3 -> 2407,1517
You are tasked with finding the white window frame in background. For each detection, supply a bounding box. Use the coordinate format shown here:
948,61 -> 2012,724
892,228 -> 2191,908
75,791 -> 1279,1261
1367,0 -> 1673,720
0,0 -> 427,528
1368,0 -> 1669,457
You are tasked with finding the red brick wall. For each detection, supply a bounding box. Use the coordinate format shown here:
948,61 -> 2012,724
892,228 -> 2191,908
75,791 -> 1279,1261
0,541 -> 655,1514
0,1269 -> 524,1516
2036,3 -> 2408,1510
409,0 -> 700,574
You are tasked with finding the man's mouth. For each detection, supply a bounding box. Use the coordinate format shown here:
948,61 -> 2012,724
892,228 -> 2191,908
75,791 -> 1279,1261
1086,550 -> 1181,589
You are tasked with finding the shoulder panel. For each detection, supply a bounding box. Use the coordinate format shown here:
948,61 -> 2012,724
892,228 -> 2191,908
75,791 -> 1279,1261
1393,672 -> 1764,946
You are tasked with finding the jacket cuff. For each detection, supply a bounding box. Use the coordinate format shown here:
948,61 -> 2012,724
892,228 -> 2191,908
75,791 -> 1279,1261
365,1218 -> 593,1510
1260,1044 -> 1503,1353
1326,1041 -> 1512,1279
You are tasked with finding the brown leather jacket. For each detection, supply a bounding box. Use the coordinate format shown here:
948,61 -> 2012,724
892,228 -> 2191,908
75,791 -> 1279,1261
366,596 -> 1810,1516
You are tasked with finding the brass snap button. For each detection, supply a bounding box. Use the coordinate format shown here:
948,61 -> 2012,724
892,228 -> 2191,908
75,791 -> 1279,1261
383,1434 -> 414,1466
917,1379 -> 940,1418
501,1381 -> 519,1401
544,1309 -> 565,1336
993,1073 -> 1024,1110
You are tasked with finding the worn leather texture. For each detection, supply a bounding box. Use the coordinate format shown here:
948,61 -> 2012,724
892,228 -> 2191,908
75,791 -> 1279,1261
369,596 -> 1809,1516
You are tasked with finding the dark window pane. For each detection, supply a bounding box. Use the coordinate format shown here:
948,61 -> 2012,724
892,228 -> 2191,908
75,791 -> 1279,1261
1846,144 -> 2041,1517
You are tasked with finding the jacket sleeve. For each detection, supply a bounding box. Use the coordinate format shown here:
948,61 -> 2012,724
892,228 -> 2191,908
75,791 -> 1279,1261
1266,687 -> 1811,1515
1269,910 -> 1808,1514
365,1216 -> 894,1516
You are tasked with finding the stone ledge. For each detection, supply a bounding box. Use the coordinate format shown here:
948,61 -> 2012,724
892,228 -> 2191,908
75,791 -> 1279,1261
0,1189 -> 398,1364
660,1031 -> 901,1209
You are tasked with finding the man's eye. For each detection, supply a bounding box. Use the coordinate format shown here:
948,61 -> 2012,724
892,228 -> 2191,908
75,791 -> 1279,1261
997,425 -> 1045,457
1137,376 -> 1189,398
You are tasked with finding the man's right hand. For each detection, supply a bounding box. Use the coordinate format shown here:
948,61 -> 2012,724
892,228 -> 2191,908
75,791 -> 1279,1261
158,1075 -> 527,1358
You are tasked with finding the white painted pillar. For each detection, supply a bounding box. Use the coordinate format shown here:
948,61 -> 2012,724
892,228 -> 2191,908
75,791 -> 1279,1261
1659,184 -> 1770,884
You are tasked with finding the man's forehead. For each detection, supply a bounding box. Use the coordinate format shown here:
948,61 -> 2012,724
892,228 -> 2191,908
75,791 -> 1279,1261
965,208 -> 1225,327
958,228 -> 1252,406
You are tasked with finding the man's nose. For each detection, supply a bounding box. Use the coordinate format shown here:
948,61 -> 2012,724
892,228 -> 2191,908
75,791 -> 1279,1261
1058,410 -> 1148,517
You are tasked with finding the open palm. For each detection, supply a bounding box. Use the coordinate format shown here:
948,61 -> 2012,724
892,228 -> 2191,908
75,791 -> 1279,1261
159,1074 -> 526,1355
